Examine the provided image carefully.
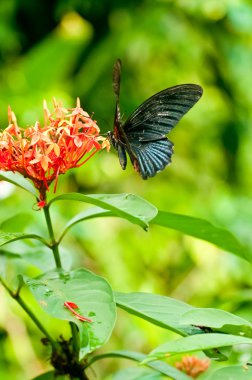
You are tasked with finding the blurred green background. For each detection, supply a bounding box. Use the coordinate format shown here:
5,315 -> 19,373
1,0 -> 252,378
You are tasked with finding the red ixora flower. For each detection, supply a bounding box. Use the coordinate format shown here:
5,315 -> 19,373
0,98 -> 109,204
175,355 -> 210,378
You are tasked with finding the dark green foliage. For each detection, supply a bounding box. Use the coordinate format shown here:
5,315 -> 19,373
1,1 -> 252,379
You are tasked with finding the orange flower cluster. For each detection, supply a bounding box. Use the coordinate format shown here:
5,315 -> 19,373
175,355 -> 210,378
0,99 -> 107,202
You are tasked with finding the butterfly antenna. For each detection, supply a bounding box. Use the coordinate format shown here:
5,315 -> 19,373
112,59 -> 122,127
112,59 -> 122,103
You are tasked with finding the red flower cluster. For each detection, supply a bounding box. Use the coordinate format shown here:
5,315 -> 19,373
175,355 -> 210,378
0,99 -> 107,202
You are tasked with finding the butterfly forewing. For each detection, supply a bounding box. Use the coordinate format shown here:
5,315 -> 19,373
124,84 -> 203,141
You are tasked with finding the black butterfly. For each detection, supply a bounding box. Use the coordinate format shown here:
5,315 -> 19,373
108,59 -> 203,179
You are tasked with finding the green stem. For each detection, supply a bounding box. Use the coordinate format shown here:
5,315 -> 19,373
70,321 -> 80,357
41,202 -> 88,378
43,204 -> 62,269
0,277 -> 57,349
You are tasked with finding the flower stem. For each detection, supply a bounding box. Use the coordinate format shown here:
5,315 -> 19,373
43,204 -> 62,269
0,276 -> 57,349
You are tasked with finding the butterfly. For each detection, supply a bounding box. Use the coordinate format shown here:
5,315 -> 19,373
107,59 -> 203,179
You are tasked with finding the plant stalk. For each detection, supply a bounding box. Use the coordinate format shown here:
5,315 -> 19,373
0,277 -> 57,349
43,204 -> 62,268
70,322 -> 80,357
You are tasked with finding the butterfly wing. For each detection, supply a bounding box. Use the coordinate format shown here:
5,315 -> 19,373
124,84 -> 203,140
123,84 -> 203,179
128,138 -> 174,179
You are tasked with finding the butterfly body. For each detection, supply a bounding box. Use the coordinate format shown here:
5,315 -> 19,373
108,59 -> 203,179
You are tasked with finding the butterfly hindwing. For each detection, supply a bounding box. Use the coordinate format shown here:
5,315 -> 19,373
117,143 -> 127,170
128,138 -> 174,179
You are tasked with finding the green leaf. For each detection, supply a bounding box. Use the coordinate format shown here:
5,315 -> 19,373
0,250 -> 19,259
151,211 -> 249,261
181,308 -> 252,337
0,171 -> 37,197
21,23 -> 92,90
112,367 -> 163,380
116,292 -> 252,344
90,350 -> 191,380
32,371 -> 68,379
204,365 -> 252,380
49,193 -> 157,230
148,333 -> 252,361
65,207 -> 112,227
0,212 -> 35,232
115,292 -> 198,336
0,247 -> 72,272
59,207 -> 113,242
25,268 -> 116,358
0,231 -> 47,247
